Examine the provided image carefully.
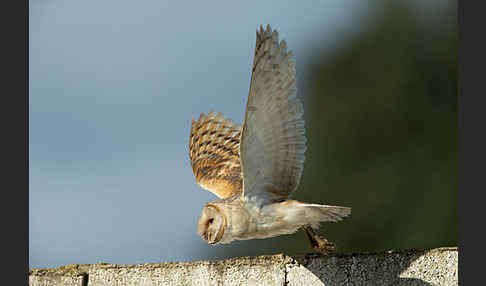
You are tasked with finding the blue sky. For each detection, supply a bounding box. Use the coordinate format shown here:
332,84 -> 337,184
29,0 -> 374,268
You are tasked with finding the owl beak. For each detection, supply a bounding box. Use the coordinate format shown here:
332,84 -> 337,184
207,234 -> 216,244
204,232 -> 217,245
203,232 -> 209,242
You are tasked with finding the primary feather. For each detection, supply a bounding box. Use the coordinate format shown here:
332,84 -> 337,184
240,24 -> 306,206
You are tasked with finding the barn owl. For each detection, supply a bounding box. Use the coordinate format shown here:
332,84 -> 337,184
189,24 -> 351,253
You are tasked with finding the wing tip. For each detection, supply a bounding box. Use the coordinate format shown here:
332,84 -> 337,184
257,24 -> 278,38
265,24 -> 271,33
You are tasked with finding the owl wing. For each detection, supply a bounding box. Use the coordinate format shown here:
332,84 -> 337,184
240,24 -> 306,206
189,111 -> 243,199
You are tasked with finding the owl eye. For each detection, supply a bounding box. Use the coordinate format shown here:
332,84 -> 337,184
209,218 -> 214,224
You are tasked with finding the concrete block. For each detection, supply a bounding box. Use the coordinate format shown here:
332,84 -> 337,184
287,247 -> 458,286
29,247 -> 457,286
29,264 -> 89,286
87,255 -> 286,286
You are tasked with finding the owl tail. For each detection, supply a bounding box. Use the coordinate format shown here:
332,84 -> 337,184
277,200 -> 351,230
301,203 -> 351,229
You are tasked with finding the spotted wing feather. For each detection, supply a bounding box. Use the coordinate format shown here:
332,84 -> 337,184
189,111 -> 243,198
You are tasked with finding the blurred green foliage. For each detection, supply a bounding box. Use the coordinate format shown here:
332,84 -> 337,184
201,1 -> 457,260
295,0 -> 457,254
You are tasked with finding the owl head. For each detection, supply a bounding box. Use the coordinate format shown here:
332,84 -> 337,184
197,204 -> 226,244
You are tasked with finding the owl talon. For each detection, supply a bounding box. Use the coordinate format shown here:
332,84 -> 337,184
311,235 -> 336,254
304,226 -> 336,255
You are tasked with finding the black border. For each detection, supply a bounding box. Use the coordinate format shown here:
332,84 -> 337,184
458,0 -> 485,284
4,0 -> 28,284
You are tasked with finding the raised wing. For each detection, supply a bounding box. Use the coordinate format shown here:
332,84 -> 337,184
189,111 -> 243,198
240,24 -> 306,206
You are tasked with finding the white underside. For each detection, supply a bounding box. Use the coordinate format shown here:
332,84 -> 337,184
220,200 -> 351,243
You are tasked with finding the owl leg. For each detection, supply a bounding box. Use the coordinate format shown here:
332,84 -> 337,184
303,226 -> 336,254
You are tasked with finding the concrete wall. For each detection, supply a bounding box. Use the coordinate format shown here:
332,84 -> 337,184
29,247 -> 457,286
